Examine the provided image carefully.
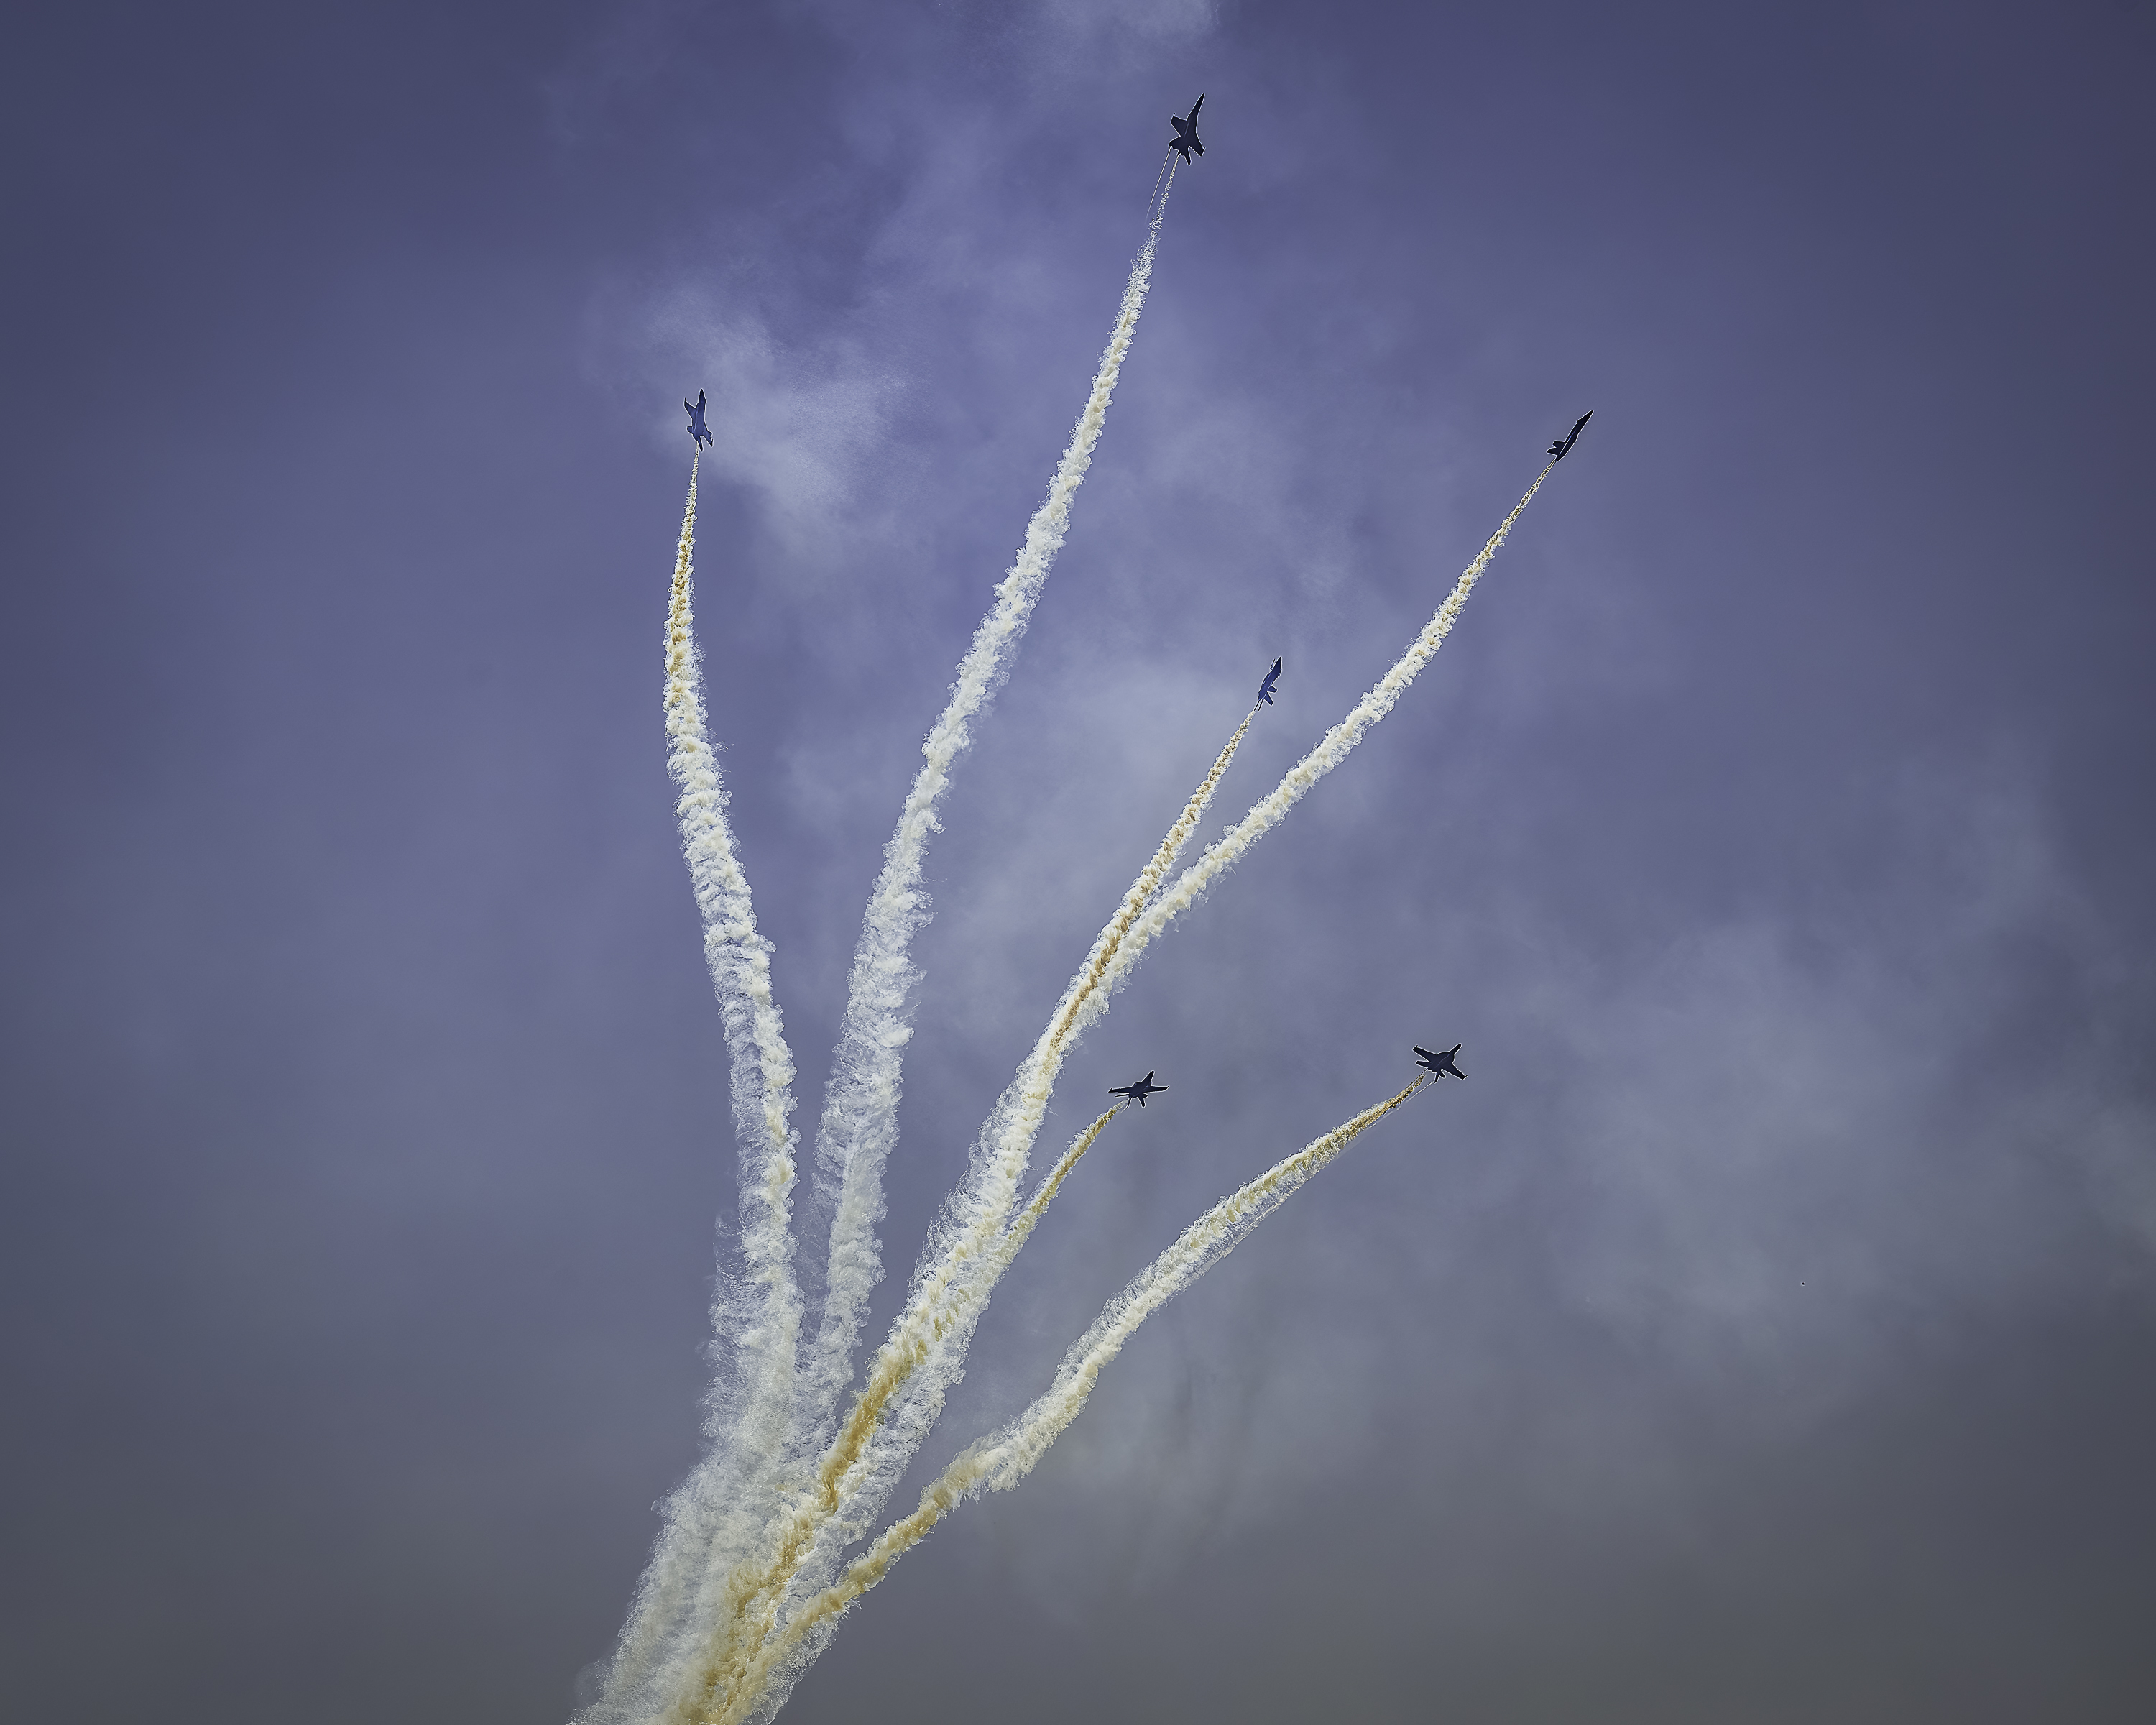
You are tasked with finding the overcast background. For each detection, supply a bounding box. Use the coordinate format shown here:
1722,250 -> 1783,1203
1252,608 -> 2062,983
4,1 -> 2154,1720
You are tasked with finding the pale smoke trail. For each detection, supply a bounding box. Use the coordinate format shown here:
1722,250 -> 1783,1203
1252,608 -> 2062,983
866,461 -> 1554,1433
796,161 -> 1181,1460
590,456 -> 807,1725
779,464 -> 1557,1620
700,444 -> 1549,1701
1044,462 -> 1557,1068
666,1105 -> 1128,1725
640,456 -> 1551,1722
671,704 -> 1249,1724
718,1079 -> 1431,1723
807,704 -> 1256,1524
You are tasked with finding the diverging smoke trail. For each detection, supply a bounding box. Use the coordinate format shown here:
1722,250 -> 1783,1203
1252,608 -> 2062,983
804,704 -> 1258,1541
674,700 -> 1248,1721
667,1109 -> 1128,1725
861,458 -> 1554,1430
657,456 -> 1549,1720
719,1078 -> 1430,1722
793,461 -> 1559,1591
591,456 -> 808,1725
798,162 -> 1181,1458
1049,462 -> 1557,1068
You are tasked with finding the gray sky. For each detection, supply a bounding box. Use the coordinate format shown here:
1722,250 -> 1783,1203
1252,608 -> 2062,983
4,1 -> 2153,1720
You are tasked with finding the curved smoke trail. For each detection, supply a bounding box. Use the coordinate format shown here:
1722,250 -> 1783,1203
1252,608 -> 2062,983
674,698 -> 1249,1723
590,456 -> 806,1724
829,459 -> 1556,1532
688,452 -> 1552,1712
797,162 -> 1181,1458
720,1078 -> 1430,1722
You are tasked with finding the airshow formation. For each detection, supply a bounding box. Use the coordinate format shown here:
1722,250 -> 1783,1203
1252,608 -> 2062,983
585,97 -> 1590,1725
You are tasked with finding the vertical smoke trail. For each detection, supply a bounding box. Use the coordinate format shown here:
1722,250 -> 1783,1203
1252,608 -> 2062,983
671,701 -> 1248,1724
798,165 -> 1180,1455
590,456 -> 807,1724
719,1079 -> 1430,1722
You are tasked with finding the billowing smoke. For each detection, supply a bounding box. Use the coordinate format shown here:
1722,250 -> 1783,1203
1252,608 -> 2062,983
589,164 -> 1572,1724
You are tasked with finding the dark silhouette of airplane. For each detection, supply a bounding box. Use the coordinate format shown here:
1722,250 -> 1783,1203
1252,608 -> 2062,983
1256,656 -> 1283,707
1547,411 -> 1592,461
1414,1044 -> 1465,1080
686,390 -> 713,448
1110,1071 -> 1166,1107
1169,96 -> 1204,163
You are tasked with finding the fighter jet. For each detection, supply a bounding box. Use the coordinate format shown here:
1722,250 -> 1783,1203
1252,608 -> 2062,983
1413,1044 -> 1465,1080
686,390 -> 713,449
1547,411 -> 1592,461
1169,95 -> 1204,163
1110,1071 -> 1167,1107
1256,656 -> 1283,707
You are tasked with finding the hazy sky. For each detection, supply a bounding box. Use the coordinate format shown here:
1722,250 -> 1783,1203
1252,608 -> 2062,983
4,2 -> 2153,1720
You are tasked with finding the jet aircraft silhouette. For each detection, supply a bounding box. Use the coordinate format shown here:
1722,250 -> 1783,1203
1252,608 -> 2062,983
1110,1071 -> 1167,1107
1414,1044 -> 1465,1080
1256,656 -> 1283,707
1169,96 -> 1204,163
1547,411 -> 1592,461
686,390 -> 713,448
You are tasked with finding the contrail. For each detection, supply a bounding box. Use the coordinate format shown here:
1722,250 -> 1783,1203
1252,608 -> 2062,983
798,165 -> 1181,1464
717,1077 -> 1431,1723
589,456 -> 808,1724
671,703 -> 1250,1724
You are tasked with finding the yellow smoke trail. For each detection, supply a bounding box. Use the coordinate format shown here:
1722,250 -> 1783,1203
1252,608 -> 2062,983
596,454 -> 808,1723
800,165 -> 1183,1458
711,1078 -> 1430,1723
665,707 -> 1255,1724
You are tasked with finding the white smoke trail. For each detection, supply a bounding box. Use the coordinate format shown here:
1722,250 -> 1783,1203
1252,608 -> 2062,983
719,1079 -> 1430,1721
628,455 -> 1552,1722
589,456 -> 807,1725
668,700 -> 1248,1723
696,457 -> 1553,1716
763,462 -> 1556,1644
1052,462 -> 1557,1059
797,163 -> 1180,1457
859,461 -> 1555,1467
